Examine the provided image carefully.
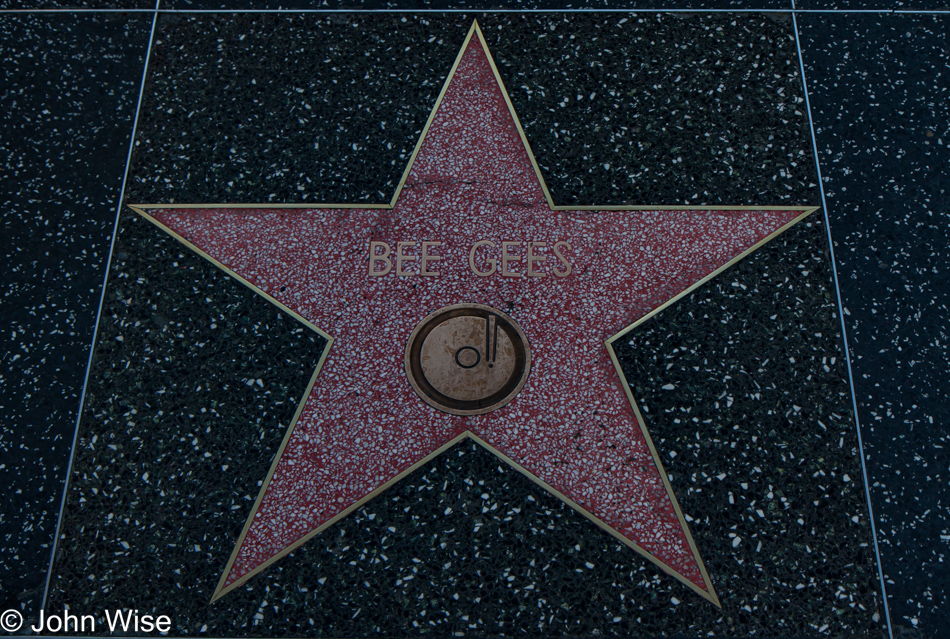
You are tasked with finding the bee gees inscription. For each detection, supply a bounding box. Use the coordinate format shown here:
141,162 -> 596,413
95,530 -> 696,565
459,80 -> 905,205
367,240 -> 573,278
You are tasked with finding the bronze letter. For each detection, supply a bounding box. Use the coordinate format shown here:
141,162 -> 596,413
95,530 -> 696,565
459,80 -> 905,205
501,241 -> 523,277
368,241 -> 392,277
526,241 -> 547,277
396,241 -> 418,277
553,241 -> 573,278
420,241 -> 443,277
469,240 -> 498,276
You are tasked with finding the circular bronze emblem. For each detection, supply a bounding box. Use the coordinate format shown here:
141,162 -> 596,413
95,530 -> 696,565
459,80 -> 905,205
405,304 -> 531,415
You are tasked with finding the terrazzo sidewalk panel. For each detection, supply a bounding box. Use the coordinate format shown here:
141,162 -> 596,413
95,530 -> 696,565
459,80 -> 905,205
37,13 -> 888,637
0,10 -> 153,625
799,12 -> 950,638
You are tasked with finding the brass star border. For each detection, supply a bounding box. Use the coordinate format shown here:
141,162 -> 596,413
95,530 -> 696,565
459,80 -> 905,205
129,21 -> 817,607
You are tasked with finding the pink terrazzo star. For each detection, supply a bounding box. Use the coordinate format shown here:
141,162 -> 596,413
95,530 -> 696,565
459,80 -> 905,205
133,23 -> 815,606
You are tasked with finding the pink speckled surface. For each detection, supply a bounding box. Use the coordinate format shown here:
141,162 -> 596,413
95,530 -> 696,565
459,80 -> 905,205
146,35 -> 804,598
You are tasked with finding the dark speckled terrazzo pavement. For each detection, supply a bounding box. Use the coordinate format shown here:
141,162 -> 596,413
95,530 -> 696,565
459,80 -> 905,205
799,14 -> 950,635
0,4 -> 947,639
0,9 -> 151,623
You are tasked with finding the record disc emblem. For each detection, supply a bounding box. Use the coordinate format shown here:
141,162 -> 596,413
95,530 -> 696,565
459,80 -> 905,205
405,304 -> 531,415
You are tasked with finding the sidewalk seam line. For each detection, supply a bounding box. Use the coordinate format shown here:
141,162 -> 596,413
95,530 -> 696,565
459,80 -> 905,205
792,6 -> 894,638
40,0 -> 162,612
